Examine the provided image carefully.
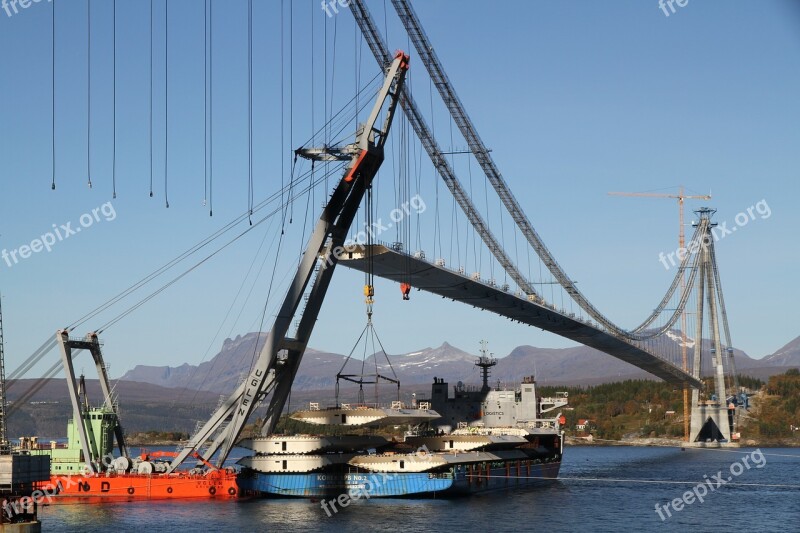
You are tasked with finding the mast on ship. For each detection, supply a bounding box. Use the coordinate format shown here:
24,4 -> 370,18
476,340 -> 497,392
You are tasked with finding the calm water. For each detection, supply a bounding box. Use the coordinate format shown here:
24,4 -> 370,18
38,446 -> 799,532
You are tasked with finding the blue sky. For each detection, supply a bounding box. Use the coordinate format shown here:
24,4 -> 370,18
1,0 -> 798,381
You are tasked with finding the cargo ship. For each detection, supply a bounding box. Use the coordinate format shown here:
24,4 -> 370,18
237,341 -> 567,497
18,331 -> 238,503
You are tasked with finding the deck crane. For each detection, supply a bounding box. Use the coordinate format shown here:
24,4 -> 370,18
167,51 -> 410,472
608,187 -> 712,441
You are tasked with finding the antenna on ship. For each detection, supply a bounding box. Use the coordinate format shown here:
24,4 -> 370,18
476,340 -> 497,392
0,294 -> 10,453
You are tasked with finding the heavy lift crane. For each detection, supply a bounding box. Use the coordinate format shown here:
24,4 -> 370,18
167,51 -> 410,473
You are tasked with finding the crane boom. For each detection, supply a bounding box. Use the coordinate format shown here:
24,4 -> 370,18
169,51 -> 410,472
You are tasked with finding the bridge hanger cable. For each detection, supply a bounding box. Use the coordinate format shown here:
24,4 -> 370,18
629,221 -> 706,335
288,0 -> 294,225
328,13 -> 338,194
390,0 -> 710,343
353,0 -> 539,296
323,6 -> 327,192
248,0 -> 253,224
203,0 -> 208,206
164,0 -> 169,208
310,0 -> 315,239
148,0 -> 153,196
112,0 -> 117,199
51,0 -> 55,190
88,0 -> 92,189
708,242 -> 738,394
209,0 -> 214,215
280,0 -> 286,230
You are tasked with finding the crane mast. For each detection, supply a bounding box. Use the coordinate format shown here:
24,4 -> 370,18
168,51 -> 410,472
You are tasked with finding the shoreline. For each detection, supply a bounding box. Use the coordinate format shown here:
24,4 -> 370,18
564,436 -> 799,448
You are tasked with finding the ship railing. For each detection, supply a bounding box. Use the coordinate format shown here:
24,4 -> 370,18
309,401 -> 430,411
539,392 -> 569,403
526,419 -> 558,430
25,443 -> 69,450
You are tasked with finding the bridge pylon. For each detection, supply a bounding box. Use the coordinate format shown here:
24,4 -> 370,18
687,208 -> 738,447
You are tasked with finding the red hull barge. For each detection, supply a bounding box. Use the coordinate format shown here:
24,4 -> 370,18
38,469 -> 239,504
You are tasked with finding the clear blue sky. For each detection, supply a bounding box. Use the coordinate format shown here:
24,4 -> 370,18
1,0 -> 798,381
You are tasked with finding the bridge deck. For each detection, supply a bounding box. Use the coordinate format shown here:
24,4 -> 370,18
338,245 -> 702,388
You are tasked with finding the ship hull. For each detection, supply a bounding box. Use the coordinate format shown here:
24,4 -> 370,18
238,459 -> 560,498
36,470 -> 239,504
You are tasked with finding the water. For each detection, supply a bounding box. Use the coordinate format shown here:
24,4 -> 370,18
38,446 -> 799,532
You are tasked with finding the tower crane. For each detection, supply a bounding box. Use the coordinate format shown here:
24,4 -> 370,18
608,186 -> 711,441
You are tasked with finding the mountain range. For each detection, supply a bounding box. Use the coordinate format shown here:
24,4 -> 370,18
120,332 -> 800,394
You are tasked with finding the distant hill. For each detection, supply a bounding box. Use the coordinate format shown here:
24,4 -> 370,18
13,333 -> 797,439
6,378 -> 220,439
121,331 -> 798,394
761,336 -> 800,367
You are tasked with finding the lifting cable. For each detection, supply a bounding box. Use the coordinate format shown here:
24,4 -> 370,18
335,319 -> 400,407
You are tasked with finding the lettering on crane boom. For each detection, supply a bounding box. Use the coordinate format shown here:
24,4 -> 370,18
239,368 -> 264,416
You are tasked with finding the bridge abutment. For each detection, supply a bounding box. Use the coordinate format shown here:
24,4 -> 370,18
688,403 -> 736,447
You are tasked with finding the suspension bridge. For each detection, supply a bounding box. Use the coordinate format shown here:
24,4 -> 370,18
4,0 -> 745,477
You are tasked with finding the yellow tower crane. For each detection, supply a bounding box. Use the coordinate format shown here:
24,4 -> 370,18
608,186 -> 711,441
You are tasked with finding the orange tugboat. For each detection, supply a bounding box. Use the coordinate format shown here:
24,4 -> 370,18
20,331 -> 238,503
